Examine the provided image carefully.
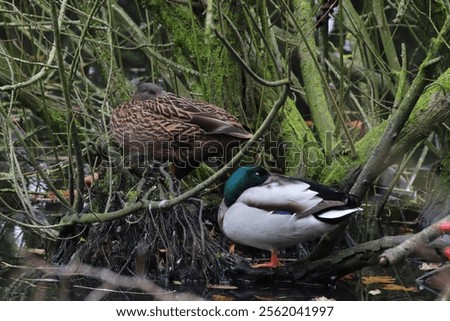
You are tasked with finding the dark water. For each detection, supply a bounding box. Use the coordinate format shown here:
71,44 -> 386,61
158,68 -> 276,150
0,205 -> 443,301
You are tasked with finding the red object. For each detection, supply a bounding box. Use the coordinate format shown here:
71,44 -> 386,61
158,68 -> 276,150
252,249 -> 282,268
439,221 -> 450,233
443,247 -> 450,261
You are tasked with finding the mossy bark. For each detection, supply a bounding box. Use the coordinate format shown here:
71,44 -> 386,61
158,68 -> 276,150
142,0 -> 244,116
389,69 -> 450,162
279,98 -> 324,177
321,68 -> 450,187
292,0 -> 337,153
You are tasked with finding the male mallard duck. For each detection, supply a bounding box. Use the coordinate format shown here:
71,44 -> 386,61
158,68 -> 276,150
110,83 -> 252,178
218,165 -> 361,268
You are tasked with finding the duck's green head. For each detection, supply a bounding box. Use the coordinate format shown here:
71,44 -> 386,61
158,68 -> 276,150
223,165 -> 270,207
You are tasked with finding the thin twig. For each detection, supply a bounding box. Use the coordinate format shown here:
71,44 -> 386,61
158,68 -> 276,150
50,1 -> 85,212
0,0 -> 68,91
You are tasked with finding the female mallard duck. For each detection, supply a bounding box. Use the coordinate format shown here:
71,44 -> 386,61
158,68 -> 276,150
218,166 -> 361,268
110,83 -> 252,178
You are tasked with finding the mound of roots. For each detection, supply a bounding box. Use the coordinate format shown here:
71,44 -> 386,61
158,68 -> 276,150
53,166 -> 238,286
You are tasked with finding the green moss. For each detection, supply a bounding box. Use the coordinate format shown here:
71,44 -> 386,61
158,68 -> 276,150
293,0 -> 336,149
280,98 -> 324,177
47,107 -> 68,133
126,190 -> 139,203
354,121 -> 388,162
321,157 -> 349,185
144,0 -> 243,112
407,71 -> 450,125
145,1 -> 206,68
321,120 -> 388,185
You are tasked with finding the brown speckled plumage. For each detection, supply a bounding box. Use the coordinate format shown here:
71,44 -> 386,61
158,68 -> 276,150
110,83 -> 252,177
